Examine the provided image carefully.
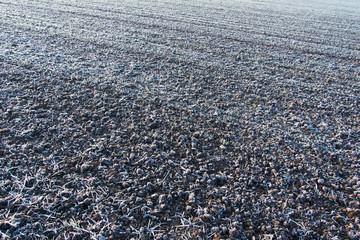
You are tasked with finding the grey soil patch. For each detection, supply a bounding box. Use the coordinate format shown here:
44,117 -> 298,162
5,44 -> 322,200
1,0 -> 360,239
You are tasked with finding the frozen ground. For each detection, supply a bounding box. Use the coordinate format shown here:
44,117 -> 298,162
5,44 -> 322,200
0,0 -> 360,239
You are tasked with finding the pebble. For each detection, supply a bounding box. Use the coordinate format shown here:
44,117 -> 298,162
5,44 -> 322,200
229,228 -> 240,238
158,194 -> 167,204
80,163 -> 94,173
188,192 -> 196,204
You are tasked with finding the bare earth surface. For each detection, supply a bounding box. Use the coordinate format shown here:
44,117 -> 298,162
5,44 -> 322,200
0,0 -> 360,239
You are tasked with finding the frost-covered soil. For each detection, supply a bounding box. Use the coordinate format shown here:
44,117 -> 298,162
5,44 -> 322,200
1,0 -> 360,239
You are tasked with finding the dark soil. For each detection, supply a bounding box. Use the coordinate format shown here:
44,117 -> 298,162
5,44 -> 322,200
1,0 -> 359,239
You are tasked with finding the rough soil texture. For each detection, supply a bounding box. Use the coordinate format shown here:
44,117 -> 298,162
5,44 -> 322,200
0,0 -> 360,239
